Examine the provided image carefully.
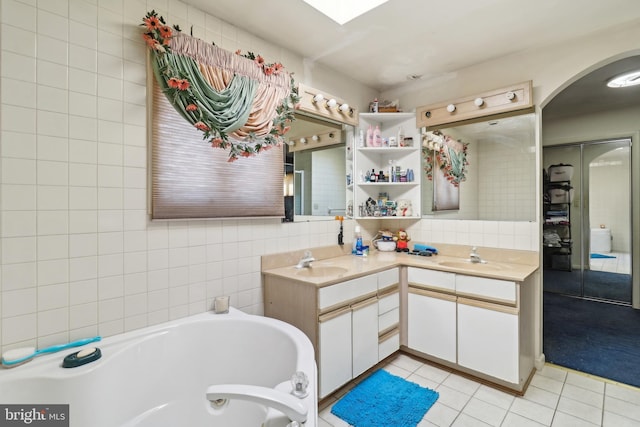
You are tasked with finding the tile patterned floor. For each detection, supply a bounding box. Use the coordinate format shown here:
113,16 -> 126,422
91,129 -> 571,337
589,251 -> 631,275
318,354 -> 640,426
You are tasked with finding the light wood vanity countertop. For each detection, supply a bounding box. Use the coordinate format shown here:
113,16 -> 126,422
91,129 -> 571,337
262,243 -> 539,287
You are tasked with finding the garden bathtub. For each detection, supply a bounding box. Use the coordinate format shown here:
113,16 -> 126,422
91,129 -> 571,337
0,308 -> 317,426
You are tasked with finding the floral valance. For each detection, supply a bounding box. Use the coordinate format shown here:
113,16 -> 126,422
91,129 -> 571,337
422,130 -> 469,187
142,11 -> 298,161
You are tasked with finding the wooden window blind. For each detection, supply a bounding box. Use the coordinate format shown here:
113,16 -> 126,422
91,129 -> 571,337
150,79 -> 284,220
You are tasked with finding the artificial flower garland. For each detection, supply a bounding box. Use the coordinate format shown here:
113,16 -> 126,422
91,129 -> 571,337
422,130 -> 469,187
141,11 -> 299,161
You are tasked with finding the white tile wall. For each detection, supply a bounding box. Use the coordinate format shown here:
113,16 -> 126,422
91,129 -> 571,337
0,0 -> 540,353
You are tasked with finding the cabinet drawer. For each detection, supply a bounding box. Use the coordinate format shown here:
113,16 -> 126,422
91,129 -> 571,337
378,292 -> 399,315
319,275 -> 377,311
377,267 -> 399,289
455,275 -> 517,304
378,307 -> 399,332
378,329 -> 399,361
407,267 -> 455,292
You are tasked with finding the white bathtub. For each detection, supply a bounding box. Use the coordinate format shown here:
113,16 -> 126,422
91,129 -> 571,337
0,309 -> 317,426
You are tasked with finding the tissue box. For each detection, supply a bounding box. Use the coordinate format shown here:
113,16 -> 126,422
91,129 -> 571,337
548,164 -> 573,182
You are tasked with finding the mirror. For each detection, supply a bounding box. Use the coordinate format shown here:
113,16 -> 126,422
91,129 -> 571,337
284,113 -> 354,221
421,113 -> 536,221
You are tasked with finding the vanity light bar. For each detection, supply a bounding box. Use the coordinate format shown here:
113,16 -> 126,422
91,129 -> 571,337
297,83 -> 359,127
288,130 -> 339,152
310,93 -> 353,116
416,81 -> 533,129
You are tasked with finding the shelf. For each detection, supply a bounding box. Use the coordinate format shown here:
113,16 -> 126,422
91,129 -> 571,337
358,182 -> 419,187
357,146 -> 419,153
360,112 -> 415,126
357,215 -> 420,220
355,113 -> 420,223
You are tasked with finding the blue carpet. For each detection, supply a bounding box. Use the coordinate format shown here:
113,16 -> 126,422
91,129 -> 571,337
590,253 -> 616,259
331,369 -> 439,427
544,292 -> 640,388
544,268 -> 631,303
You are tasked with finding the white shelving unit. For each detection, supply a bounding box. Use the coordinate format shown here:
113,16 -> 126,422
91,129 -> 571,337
355,113 -> 421,220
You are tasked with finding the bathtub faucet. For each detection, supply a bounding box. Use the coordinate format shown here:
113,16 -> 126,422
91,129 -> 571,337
206,384 -> 308,423
296,251 -> 315,269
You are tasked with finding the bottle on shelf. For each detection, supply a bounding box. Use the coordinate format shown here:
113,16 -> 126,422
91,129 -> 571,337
373,125 -> 382,147
366,125 -> 374,147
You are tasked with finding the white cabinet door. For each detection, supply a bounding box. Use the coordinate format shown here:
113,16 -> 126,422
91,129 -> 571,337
407,289 -> 457,363
319,307 -> 352,398
457,299 -> 519,383
352,297 -> 379,377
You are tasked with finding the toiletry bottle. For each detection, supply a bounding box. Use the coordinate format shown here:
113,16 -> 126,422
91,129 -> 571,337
353,226 -> 363,255
398,127 -> 405,147
373,125 -> 382,147
372,98 -> 379,113
366,125 -> 374,147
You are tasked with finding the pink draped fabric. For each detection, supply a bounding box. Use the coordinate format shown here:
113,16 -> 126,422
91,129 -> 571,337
197,63 -> 289,138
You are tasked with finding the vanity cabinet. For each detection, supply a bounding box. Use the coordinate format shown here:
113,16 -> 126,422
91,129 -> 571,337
377,268 -> 400,361
318,307 -> 352,396
355,113 -> 420,219
408,289 -> 457,363
318,296 -> 380,395
265,267 -> 400,399
351,297 -> 379,377
405,266 -> 534,391
317,269 -> 399,397
407,269 -> 456,363
457,298 -> 519,383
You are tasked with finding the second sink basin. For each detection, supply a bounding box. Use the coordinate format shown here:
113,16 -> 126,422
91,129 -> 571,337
438,261 -> 504,271
295,266 -> 349,278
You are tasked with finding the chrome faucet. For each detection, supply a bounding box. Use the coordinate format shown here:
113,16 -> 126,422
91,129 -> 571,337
469,246 -> 486,263
296,251 -> 315,269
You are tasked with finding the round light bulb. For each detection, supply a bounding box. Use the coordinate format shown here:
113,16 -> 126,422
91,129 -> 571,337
299,137 -> 307,144
474,97 -> 484,107
339,103 -> 349,112
326,98 -> 337,108
312,94 -> 324,103
311,135 -> 319,142
506,91 -> 516,101
446,104 -> 456,113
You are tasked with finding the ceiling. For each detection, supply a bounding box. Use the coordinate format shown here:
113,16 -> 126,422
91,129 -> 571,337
183,0 -> 640,117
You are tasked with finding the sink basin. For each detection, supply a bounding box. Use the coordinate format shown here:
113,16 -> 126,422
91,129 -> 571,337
295,266 -> 349,278
438,261 -> 504,271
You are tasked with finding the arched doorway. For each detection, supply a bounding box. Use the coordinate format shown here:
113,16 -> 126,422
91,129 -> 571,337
541,55 -> 639,387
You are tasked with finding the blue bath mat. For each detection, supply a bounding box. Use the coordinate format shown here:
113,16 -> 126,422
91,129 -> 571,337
591,253 -> 616,259
331,369 -> 439,427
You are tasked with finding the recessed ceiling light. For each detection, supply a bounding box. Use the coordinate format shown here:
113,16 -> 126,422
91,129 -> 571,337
302,0 -> 389,25
607,70 -> 640,88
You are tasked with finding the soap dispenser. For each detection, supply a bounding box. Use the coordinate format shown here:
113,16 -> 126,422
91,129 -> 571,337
353,226 -> 363,255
